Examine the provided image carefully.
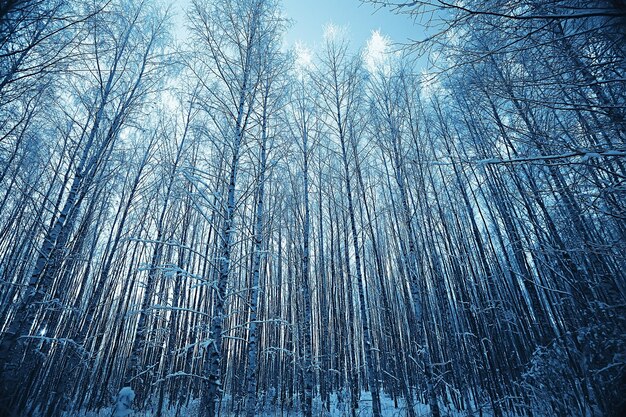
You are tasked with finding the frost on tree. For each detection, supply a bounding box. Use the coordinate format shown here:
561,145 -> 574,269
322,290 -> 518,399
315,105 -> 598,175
0,0 -> 624,416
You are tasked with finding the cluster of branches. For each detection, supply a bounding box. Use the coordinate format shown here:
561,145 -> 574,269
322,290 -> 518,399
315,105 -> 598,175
0,0 -> 624,416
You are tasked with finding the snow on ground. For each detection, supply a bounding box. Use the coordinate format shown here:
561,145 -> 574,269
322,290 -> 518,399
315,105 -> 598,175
62,390 -> 501,417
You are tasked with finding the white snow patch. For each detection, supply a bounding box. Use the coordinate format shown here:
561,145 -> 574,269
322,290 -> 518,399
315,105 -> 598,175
112,387 -> 135,417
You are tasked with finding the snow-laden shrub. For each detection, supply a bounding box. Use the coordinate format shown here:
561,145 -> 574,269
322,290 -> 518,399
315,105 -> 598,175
112,387 -> 135,417
522,323 -> 626,417
522,341 -> 577,416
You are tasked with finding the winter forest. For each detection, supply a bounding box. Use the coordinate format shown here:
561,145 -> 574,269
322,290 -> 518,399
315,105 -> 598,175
1,0 -> 625,416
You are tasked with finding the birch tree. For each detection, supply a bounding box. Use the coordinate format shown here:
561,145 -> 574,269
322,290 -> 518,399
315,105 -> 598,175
188,0 -> 283,415
313,32 -> 383,417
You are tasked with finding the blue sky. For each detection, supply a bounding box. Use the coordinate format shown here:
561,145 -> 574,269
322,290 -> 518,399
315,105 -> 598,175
282,0 -> 417,49
171,0 -> 418,51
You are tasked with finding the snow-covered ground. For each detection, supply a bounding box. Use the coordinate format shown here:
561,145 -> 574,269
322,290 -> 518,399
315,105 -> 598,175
64,390 -> 492,417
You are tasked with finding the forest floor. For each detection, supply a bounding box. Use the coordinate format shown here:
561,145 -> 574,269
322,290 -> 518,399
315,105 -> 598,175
65,391 -> 493,417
